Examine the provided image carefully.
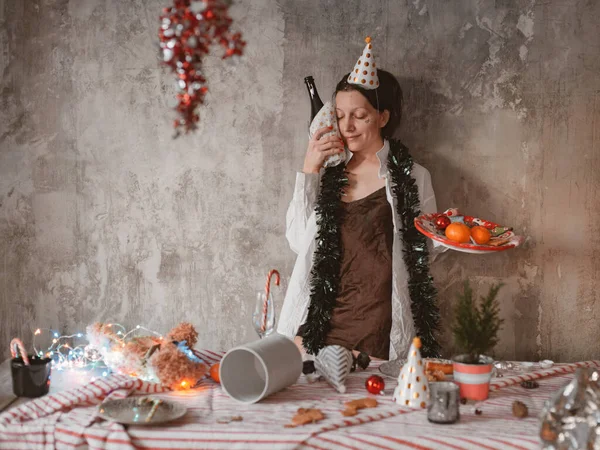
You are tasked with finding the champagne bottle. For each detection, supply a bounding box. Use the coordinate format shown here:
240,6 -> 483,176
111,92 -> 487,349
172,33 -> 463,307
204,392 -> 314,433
304,76 -> 324,123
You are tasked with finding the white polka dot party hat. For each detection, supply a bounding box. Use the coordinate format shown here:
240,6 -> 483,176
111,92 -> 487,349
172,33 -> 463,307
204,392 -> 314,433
347,36 -> 379,89
393,337 -> 430,408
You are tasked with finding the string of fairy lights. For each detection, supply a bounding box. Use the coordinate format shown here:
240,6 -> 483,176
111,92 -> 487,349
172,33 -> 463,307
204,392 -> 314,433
32,323 -> 163,374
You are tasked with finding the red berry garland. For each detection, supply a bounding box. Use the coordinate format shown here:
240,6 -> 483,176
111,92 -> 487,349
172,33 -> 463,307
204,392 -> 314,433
159,0 -> 246,135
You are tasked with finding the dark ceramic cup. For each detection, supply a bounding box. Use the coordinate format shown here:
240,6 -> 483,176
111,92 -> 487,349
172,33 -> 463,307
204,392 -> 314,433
11,356 -> 52,398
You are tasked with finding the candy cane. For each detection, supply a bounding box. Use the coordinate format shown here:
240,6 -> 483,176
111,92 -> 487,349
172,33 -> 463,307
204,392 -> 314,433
261,269 -> 280,334
10,338 -> 30,366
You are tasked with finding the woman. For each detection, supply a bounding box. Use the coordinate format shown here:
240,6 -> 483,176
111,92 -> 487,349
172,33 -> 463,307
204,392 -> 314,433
278,40 -> 440,361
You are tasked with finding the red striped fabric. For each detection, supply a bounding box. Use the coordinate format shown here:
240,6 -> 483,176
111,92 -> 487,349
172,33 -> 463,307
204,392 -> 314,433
0,354 -> 597,450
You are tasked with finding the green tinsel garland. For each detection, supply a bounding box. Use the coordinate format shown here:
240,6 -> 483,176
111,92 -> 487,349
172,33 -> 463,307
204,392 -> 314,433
388,140 -> 441,358
302,139 -> 441,358
301,163 -> 348,355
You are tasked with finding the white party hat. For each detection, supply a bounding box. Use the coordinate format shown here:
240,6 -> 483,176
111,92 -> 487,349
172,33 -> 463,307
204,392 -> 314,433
393,337 -> 430,408
309,102 -> 346,168
347,36 -> 379,90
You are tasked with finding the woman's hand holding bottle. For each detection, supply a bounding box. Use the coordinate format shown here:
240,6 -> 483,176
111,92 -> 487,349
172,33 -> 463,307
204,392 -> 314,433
303,127 -> 345,174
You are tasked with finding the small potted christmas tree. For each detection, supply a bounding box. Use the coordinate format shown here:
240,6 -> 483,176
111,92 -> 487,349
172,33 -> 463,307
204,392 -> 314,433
451,281 -> 504,401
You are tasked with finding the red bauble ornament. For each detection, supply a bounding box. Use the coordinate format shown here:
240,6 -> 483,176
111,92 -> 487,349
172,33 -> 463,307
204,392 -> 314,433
365,375 -> 385,395
435,215 -> 451,230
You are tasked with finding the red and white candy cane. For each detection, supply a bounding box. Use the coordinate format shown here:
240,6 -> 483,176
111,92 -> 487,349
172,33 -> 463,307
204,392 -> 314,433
261,269 -> 281,334
10,338 -> 30,365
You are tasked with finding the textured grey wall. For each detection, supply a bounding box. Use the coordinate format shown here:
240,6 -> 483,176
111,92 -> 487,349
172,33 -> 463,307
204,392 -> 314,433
0,0 -> 598,362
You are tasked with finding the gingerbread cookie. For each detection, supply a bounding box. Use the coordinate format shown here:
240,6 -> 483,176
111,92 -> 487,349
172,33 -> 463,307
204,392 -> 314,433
285,408 -> 325,428
342,397 -> 378,416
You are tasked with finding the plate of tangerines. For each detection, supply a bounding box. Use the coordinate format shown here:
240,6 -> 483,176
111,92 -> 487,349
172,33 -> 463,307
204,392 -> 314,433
414,208 -> 524,254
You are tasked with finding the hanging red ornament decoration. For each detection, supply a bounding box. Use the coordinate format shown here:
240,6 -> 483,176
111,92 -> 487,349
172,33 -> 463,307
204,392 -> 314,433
159,0 -> 246,136
365,375 -> 385,395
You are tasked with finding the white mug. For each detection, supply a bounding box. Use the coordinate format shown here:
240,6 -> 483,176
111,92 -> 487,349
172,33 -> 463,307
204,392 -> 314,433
219,334 -> 302,404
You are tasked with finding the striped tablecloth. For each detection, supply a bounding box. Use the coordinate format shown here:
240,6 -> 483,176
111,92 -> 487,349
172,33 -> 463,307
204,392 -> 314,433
1,351 -> 598,450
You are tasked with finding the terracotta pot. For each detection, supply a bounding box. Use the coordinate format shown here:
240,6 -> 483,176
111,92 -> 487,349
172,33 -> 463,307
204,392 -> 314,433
452,355 -> 494,401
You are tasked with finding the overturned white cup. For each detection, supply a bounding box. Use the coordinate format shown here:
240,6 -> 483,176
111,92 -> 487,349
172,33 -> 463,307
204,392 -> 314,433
219,334 -> 302,404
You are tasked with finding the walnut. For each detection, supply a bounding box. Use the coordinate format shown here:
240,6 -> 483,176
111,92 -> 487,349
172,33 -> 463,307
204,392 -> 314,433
512,400 -> 528,418
520,380 -> 539,389
540,422 -> 558,442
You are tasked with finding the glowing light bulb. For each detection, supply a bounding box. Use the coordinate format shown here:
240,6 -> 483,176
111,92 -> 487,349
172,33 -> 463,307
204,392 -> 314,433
52,339 -> 58,344
180,381 -> 187,388
34,329 -> 41,335
77,333 -> 82,338
54,332 -> 59,338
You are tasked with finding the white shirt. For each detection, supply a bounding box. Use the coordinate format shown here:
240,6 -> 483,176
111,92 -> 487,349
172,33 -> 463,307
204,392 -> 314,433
277,140 -> 439,360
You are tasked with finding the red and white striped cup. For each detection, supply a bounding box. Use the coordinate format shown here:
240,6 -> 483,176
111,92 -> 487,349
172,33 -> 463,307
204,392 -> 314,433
452,355 -> 494,401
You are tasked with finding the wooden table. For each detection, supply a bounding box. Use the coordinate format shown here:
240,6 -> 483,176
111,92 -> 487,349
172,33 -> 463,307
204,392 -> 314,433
1,355 -> 598,450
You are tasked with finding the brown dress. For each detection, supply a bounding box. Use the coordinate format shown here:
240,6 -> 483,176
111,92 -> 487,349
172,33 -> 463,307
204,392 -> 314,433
325,186 -> 394,359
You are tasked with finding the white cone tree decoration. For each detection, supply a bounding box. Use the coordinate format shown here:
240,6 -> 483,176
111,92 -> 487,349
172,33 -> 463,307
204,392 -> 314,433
393,337 -> 430,408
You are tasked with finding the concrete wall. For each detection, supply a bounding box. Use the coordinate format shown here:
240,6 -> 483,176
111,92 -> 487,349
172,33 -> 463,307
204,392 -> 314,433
1,0 -> 598,362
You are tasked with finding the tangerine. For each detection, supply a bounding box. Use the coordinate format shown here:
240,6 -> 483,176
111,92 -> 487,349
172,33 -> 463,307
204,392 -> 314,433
445,223 -> 471,243
470,226 -> 491,244
210,363 -> 221,383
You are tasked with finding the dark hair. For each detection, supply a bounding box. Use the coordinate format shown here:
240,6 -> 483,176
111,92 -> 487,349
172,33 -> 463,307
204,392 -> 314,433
334,69 -> 403,139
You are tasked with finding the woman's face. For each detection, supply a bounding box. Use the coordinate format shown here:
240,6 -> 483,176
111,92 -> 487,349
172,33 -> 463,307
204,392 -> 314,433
335,90 -> 389,153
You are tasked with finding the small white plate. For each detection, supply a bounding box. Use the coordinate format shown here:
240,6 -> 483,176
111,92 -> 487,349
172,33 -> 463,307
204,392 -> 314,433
98,397 -> 187,425
539,359 -> 554,369
435,240 -> 495,254
414,213 -> 523,254
517,362 -> 535,372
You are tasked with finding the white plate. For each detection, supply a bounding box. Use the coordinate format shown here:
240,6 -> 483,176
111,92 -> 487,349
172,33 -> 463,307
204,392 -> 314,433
435,240 -> 493,254
98,397 -> 187,425
414,213 -> 523,254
